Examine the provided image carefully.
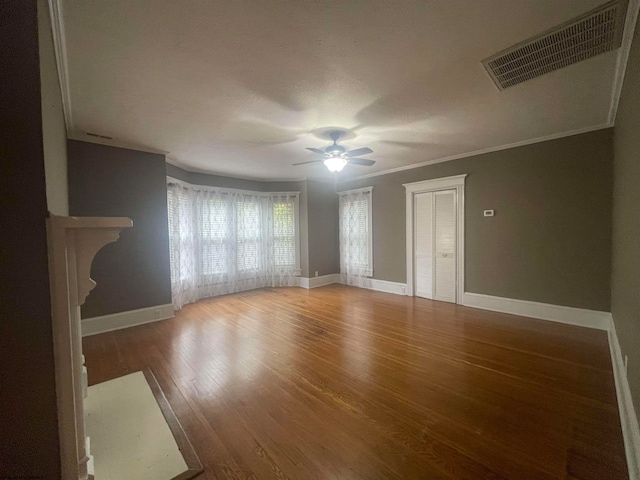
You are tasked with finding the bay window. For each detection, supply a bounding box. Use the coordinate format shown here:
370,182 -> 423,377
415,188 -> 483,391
167,179 -> 300,309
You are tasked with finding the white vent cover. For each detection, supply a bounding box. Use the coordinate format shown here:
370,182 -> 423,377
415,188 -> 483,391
483,0 -> 627,90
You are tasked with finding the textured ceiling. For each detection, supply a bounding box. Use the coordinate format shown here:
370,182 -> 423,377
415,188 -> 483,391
62,0 -> 621,180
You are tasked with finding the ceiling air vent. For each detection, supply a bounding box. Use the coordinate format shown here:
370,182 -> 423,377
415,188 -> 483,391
482,0 -> 627,90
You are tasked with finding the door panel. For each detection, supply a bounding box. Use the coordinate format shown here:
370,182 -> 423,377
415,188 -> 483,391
434,191 -> 456,302
415,255 -> 432,298
434,256 -> 455,301
414,193 -> 433,299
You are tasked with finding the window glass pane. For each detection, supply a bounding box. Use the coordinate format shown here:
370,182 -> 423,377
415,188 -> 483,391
273,202 -> 295,267
167,188 -> 179,285
237,199 -> 261,272
200,197 -> 229,275
342,197 -> 370,268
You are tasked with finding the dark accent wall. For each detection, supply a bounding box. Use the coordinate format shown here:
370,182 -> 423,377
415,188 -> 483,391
339,129 -> 613,312
68,140 -> 172,318
612,17 -> 640,412
0,2 -> 60,478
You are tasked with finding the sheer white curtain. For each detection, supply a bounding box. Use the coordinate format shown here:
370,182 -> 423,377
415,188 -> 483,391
167,180 -> 300,310
339,187 -> 373,288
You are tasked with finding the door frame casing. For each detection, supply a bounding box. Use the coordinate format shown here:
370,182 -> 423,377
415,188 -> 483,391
404,174 -> 466,304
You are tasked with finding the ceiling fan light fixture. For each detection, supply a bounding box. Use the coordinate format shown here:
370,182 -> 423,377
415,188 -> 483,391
324,155 -> 348,172
297,131 -> 374,171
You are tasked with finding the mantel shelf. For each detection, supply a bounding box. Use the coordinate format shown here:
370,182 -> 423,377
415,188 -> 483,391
49,214 -> 133,305
50,215 -> 133,230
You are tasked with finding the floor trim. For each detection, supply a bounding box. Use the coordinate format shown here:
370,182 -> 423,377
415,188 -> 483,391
462,292 -> 610,330
300,275 -> 407,295
142,368 -> 204,480
608,316 -> 640,480
369,279 -> 407,295
299,274 -> 341,289
82,304 -> 175,337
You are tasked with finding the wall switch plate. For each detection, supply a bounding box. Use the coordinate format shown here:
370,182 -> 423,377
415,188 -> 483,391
483,210 -> 495,217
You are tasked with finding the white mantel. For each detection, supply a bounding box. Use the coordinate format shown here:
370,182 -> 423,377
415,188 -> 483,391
47,215 -> 132,480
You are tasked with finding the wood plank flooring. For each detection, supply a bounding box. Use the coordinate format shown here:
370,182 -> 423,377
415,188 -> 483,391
82,285 -> 628,479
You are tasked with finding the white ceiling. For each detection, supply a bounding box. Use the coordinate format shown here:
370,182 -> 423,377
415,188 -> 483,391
61,0 -> 627,181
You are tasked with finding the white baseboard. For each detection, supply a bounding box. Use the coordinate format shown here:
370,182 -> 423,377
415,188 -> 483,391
82,304 -> 175,337
299,274 -> 341,289
368,278 -> 407,295
300,274 -> 407,295
462,292 -> 611,330
609,315 -> 640,480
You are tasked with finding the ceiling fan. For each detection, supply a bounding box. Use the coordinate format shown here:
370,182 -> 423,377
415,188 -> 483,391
293,131 -> 375,172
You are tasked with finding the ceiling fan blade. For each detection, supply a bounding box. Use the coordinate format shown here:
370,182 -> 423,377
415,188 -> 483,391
346,147 -> 373,157
305,147 -> 326,155
349,158 -> 375,166
293,160 -> 324,166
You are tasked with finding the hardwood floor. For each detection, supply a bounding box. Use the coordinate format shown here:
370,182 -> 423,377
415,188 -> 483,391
83,285 -> 628,479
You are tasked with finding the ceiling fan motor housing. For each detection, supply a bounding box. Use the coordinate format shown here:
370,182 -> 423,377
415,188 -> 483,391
326,144 -> 346,154
326,131 -> 347,155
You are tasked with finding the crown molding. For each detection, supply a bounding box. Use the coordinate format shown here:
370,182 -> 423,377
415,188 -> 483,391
47,0 -> 73,136
165,156 -> 308,183
609,0 -> 640,123
340,122 -> 613,183
67,133 -> 170,155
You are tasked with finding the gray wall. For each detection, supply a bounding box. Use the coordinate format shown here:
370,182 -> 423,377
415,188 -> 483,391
0,2 -> 60,477
612,17 -> 640,412
307,180 -> 340,277
68,140 -> 172,318
339,129 -> 614,312
298,181 -> 310,277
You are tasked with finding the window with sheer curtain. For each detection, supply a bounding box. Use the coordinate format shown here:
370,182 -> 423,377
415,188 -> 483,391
339,187 -> 373,287
167,179 -> 300,309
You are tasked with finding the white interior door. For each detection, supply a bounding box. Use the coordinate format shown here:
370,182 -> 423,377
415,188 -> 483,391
413,189 -> 457,303
433,190 -> 456,302
414,192 -> 433,299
